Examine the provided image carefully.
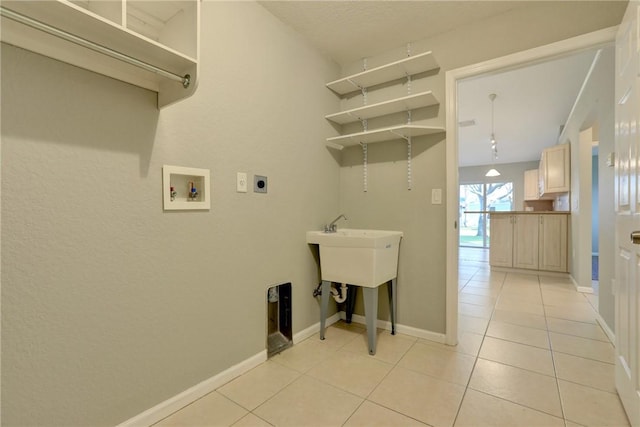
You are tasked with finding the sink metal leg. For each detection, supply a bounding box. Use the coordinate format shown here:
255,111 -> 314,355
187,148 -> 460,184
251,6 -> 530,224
388,278 -> 397,335
345,284 -> 357,324
319,280 -> 331,340
362,287 -> 378,355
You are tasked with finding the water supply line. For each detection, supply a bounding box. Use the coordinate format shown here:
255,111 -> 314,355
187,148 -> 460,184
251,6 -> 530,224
313,282 -> 348,303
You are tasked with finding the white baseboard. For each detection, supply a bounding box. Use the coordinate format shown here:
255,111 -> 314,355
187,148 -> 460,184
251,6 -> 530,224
293,312 -> 341,344
339,312 -> 446,344
595,312 -> 616,345
571,275 -> 594,294
118,313 -> 342,427
117,350 -> 267,427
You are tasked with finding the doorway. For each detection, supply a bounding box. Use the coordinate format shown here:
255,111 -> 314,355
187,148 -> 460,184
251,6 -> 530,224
444,27 -> 617,345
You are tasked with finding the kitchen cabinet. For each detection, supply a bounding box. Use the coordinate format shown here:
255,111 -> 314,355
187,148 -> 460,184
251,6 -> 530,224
538,214 -> 568,272
524,169 -> 541,201
513,214 -> 539,270
489,212 -> 568,273
539,143 -> 570,196
489,214 -> 513,267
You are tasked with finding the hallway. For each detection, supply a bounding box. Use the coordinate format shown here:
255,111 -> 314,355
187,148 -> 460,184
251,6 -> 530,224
154,248 -> 629,426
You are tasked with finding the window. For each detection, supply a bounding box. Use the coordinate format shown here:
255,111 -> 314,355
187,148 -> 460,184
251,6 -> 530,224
459,182 -> 513,248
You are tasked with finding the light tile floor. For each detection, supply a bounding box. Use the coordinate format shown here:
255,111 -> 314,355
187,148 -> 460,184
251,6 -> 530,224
154,248 -> 630,427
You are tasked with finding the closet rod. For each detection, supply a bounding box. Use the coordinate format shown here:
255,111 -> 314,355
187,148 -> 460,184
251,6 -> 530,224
0,6 -> 191,88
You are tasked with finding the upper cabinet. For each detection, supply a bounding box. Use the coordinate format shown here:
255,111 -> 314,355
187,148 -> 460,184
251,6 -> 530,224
524,169 -> 542,201
0,0 -> 200,108
539,143 -> 571,195
325,51 -> 444,149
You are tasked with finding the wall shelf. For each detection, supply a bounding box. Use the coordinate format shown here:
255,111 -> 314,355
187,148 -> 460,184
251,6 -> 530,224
325,91 -> 438,125
0,0 -> 199,108
325,49 -> 442,190
326,51 -> 438,95
326,124 -> 445,147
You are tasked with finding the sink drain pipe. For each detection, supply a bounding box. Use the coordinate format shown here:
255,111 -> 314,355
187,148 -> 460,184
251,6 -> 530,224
331,283 -> 348,303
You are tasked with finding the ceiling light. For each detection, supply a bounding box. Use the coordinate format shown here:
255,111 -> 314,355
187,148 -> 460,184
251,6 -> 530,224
485,168 -> 501,177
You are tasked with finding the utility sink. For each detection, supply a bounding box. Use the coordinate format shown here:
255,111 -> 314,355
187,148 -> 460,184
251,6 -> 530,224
306,229 -> 403,288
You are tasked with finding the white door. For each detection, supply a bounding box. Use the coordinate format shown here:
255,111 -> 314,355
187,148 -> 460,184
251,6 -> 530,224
615,3 -> 640,425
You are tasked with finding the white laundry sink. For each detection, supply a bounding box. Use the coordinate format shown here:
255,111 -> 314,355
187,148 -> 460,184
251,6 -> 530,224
306,229 -> 403,288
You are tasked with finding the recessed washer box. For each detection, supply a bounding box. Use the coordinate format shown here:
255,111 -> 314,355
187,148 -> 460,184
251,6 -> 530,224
163,165 -> 211,211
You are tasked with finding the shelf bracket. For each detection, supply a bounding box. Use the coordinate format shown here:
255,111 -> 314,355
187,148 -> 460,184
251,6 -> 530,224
407,136 -> 412,191
388,130 -> 412,191
361,142 -> 368,193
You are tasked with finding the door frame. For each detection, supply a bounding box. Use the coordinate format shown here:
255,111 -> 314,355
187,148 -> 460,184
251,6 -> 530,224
444,26 -> 618,345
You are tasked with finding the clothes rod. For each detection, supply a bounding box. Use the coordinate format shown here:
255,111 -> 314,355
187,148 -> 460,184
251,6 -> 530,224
0,6 -> 190,88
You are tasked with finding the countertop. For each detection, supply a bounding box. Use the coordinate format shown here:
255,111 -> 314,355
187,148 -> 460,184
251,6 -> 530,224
482,211 -> 570,215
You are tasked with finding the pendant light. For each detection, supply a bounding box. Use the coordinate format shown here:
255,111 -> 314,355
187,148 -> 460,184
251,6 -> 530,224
485,93 -> 501,177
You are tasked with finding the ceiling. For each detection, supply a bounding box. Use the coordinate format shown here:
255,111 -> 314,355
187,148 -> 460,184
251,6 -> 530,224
259,1 -> 533,65
259,1 -> 618,167
457,50 -> 598,167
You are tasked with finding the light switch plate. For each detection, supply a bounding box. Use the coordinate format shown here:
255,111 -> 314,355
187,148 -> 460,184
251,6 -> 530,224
431,188 -> 442,205
237,172 -> 247,193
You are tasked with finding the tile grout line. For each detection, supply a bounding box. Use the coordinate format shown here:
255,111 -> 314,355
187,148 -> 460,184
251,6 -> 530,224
539,274 -> 570,426
451,264 -> 506,426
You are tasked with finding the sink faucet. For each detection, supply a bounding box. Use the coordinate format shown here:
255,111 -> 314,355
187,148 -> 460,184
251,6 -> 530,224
324,214 -> 347,233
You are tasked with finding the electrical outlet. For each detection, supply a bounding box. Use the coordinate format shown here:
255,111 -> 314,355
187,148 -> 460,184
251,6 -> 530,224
254,175 -> 267,193
237,172 -> 247,193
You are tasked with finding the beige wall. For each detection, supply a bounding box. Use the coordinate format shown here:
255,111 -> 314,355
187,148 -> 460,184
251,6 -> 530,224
1,2 -> 339,425
0,1 -> 626,425
338,3 -> 624,334
560,46 -> 615,330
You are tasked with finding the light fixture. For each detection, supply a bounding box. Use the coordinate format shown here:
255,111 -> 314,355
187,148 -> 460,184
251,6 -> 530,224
485,93 -> 501,177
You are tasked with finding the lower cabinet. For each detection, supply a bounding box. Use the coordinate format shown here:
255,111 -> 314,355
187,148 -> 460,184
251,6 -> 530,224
513,214 -> 540,270
489,213 -> 568,273
538,214 -> 568,272
489,214 -> 514,267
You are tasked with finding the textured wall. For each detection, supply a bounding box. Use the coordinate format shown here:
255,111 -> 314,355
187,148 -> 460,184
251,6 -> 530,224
561,46 -> 615,329
337,2 -> 624,334
1,2 -> 339,425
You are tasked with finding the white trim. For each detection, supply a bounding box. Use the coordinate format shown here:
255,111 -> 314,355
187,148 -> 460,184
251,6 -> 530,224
340,312 -> 446,344
445,26 -> 617,347
557,50 -> 603,143
570,275 -> 595,293
293,312 -> 341,344
595,312 -> 616,344
117,351 -> 267,427
118,314 -> 342,427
